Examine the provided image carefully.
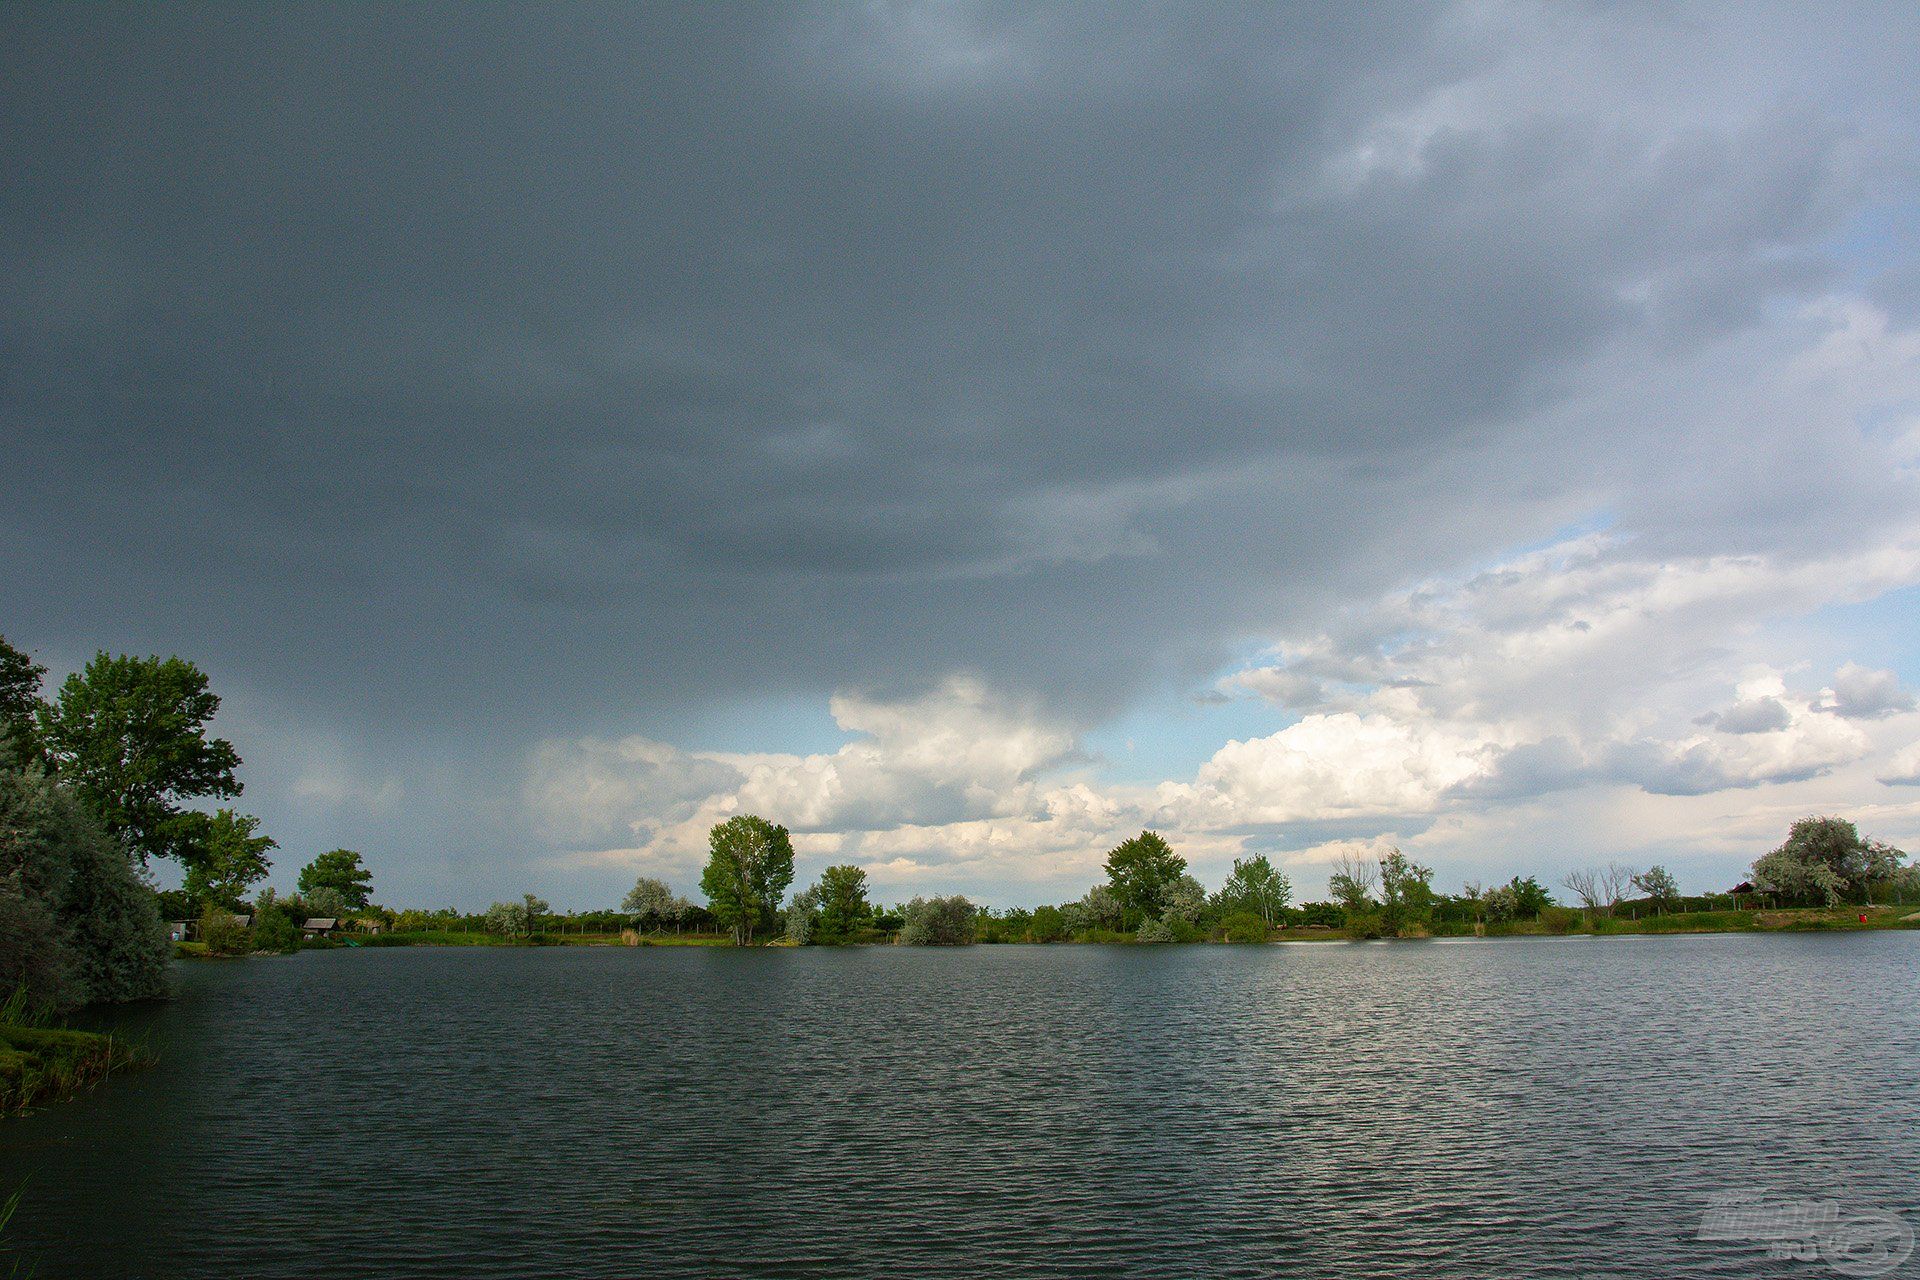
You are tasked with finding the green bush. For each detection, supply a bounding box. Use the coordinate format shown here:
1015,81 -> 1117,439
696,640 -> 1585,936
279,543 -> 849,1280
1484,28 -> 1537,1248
1297,902 -> 1345,929
0,771 -> 169,1010
1539,907 -> 1581,934
1220,910 -> 1268,943
1135,917 -> 1175,943
198,906 -> 251,956
1029,905 -> 1067,942
1074,928 -> 1133,944
901,895 -> 975,945
0,890 -> 82,1013
1165,916 -> 1203,943
252,906 -> 300,954
1345,912 -> 1385,940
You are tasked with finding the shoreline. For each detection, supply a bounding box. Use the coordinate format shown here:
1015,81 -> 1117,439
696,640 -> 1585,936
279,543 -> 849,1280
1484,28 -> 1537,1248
0,1025 -> 146,1116
180,903 -> 1920,956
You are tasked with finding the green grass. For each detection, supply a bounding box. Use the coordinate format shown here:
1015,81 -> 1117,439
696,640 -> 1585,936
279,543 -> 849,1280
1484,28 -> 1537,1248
0,1024 -> 147,1117
1579,905 -> 1918,934
1589,910 -> 1760,934
1423,904 -> 1920,940
176,905 -> 1920,958
0,1183 -> 30,1279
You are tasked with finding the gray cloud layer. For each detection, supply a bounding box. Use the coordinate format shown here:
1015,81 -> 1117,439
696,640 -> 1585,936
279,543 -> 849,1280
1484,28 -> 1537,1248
5,3 -> 1919,902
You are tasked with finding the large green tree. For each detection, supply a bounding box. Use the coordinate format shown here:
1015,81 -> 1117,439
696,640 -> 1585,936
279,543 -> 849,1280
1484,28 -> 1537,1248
1328,850 -> 1378,914
484,894 -> 550,938
784,885 -> 822,944
0,634 -> 45,767
1751,816 -> 1906,906
1631,865 -> 1681,913
699,815 -> 795,945
622,875 -> 674,918
298,885 -> 350,919
1483,875 -> 1553,923
1218,854 -> 1293,926
815,864 -> 872,943
1376,848 -> 1435,937
35,652 -> 241,867
622,875 -> 690,929
297,848 -> 374,910
182,809 -> 276,910
1103,830 -> 1184,930
1158,873 -> 1207,925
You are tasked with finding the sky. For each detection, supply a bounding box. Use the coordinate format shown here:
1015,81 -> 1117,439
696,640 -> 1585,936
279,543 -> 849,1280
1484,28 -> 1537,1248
5,2 -> 1920,910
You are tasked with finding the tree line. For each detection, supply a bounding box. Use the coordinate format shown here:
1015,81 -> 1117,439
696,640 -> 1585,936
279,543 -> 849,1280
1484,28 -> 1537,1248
595,812 -> 1919,947
331,811 -> 1920,951
1,634 -> 380,1009
9,631 -> 1915,1003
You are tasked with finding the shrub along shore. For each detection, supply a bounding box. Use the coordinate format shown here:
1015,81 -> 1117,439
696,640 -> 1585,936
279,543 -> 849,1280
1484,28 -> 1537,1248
0,990 -> 146,1115
0,1025 -> 142,1114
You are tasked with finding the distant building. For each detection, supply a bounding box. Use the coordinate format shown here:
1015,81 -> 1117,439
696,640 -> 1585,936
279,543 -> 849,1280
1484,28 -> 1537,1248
230,915 -> 253,930
166,921 -> 188,942
300,917 -> 338,938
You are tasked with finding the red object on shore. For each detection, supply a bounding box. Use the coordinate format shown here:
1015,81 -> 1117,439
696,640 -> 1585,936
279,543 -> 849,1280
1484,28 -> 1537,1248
1859,913 -> 1868,923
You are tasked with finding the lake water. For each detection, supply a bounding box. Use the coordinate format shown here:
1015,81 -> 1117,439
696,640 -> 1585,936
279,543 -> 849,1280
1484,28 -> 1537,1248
3,934 -> 1917,1278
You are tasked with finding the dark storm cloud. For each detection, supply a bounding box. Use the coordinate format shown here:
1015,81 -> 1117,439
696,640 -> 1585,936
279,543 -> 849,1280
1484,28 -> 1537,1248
4,5 -> 1429,716
5,2 -> 1919,900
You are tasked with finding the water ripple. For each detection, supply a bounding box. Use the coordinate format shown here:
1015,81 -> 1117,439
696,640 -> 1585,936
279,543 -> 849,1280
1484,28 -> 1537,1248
3,934 -> 1916,1278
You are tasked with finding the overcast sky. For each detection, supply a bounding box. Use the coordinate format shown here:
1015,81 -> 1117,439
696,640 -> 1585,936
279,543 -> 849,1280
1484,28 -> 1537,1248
6,2 -> 1920,909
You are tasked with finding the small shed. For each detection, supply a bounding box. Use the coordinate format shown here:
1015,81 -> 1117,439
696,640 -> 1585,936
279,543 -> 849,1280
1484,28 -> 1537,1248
230,915 -> 253,930
300,917 -> 338,938
166,921 -> 188,942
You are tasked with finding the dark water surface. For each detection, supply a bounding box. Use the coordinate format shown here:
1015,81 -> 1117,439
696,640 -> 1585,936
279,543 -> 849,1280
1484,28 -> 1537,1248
3,935 -> 1917,1278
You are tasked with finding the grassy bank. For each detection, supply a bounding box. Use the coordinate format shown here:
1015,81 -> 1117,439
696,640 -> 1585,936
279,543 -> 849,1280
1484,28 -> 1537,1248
171,930 -> 739,957
1411,903 -> 1920,941
170,906 -> 1920,956
1169,904 -> 1920,943
342,930 -> 736,948
1587,904 -> 1920,935
344,908 -> 1920,945
0,1024 -> 145,1116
